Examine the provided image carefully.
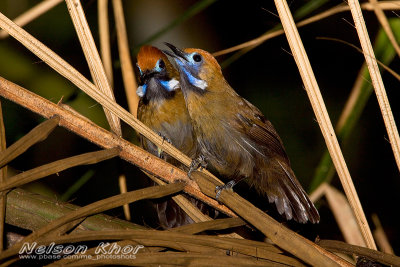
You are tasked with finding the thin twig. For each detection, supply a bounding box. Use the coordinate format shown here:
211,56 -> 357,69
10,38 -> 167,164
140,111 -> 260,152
112,0 -> 139,117
309,182 -> 328,203
171,217 -> 246,235
274,0 -> 376,249
52,252 -> 280,267
337,64 -> 367,134
98,0 -> 113,85
111,0 -> 138,220
324,185 -> 366,247
191,172 -> 351,267
0,117 -> 59,168
0,148 -> 119,192
348,0 -> 400,195
309,20 -> 400,191
6,188 -> 146,232
0,0 -> 63,39
0,100 -> 6,252
40,230 -> 301,266
47,240 -> 158,266
317,239 -> 400,266
118,173 -> 131,220
65,0 -> 121,136
371,214 -> 394,254
369,0 -> 400,58
213,1 -> 400,57
317,37 -> 400,82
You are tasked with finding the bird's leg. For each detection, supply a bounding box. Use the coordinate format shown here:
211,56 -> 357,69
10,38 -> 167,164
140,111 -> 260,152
215,180 -> 237,199
157,132 -> 172,158
188,155 -> 207,177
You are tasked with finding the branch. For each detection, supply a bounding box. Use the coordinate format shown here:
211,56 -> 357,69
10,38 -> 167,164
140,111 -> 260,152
348,0 -> 400,178
98,0 -> 113,85
5,188 -> 145,233
39,230 -> 301,266
0,76 -> 348,266
0,76 -> 234,218
317,239 -> 400,266
191,172 -> 352,267
112,0 -> 139,117
1,183 -> 185,260
0,117 -> 59,168
66,0 -> 121,135
0,100 -> 6,252
0,9 -> 226,194
0,148 -> 119,191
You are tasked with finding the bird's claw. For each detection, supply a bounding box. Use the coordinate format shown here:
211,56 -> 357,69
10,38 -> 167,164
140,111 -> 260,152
157,132 -> 172,158
158,132 -> 172,145
215,180 -> 236,199
188,155 -> 207,178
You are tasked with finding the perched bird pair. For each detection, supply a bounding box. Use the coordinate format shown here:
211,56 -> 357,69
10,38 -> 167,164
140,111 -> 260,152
136,46 -> 212,228
136,44 -> 319,228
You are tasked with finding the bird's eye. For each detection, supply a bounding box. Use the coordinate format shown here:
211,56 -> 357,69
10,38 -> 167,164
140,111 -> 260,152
158,60 -> 165,69
192,53 -> 202,63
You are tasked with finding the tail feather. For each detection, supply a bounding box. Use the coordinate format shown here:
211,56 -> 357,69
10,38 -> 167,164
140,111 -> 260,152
155,197 -> 194,229
155,194 -> 216,229
265,160 -> 320,224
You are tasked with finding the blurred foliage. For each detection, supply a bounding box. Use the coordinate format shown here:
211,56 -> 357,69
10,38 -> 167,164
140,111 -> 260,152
310,18 -> 400,191
220,0 -> 329,69
133,0 -> 217,53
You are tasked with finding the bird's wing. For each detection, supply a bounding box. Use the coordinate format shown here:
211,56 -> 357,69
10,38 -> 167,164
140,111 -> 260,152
235,98 -> 289,162
235,98 -> 320,223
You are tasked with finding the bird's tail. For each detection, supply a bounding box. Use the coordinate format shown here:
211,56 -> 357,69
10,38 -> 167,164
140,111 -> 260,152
258,160 -> 320,224
155,194 -> 217,229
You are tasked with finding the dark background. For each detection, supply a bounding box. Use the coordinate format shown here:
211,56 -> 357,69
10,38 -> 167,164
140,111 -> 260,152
0,0 -> 399,252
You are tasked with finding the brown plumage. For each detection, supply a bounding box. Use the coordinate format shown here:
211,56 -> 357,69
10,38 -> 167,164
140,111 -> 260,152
136,45 -> 214,228
166,44 -> 320,224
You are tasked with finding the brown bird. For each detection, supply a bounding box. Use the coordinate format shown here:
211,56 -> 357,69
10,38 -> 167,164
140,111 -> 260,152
136,45 -> 214,228
165,43 -> 320,224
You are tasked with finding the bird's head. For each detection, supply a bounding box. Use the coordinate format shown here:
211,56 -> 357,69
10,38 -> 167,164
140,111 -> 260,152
136,45 -> 180,102
164,43 -> 224,94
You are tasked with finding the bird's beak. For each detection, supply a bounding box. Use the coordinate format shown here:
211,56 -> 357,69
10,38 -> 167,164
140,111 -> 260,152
163,42 -> 188,62
163,43 -> 207,91
139,70 -> 153,84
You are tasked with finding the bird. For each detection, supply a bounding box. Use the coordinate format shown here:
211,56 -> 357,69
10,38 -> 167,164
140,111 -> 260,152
136,45 -> 214,228
164,43 -> 320,224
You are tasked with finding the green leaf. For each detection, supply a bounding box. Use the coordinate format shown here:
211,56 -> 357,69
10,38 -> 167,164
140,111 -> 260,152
61,169 -> 95,201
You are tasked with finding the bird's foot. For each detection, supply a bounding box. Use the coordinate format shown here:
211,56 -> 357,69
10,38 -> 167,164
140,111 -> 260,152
157,132 -> 172,158
215,180 -> 236,200
158,132 -> 172,145
188,155 -> 207,178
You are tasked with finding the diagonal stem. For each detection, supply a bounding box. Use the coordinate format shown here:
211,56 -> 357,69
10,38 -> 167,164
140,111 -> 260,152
348,0 -> 400,175
274,0 -> 376,249
65,0 -> 121,136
